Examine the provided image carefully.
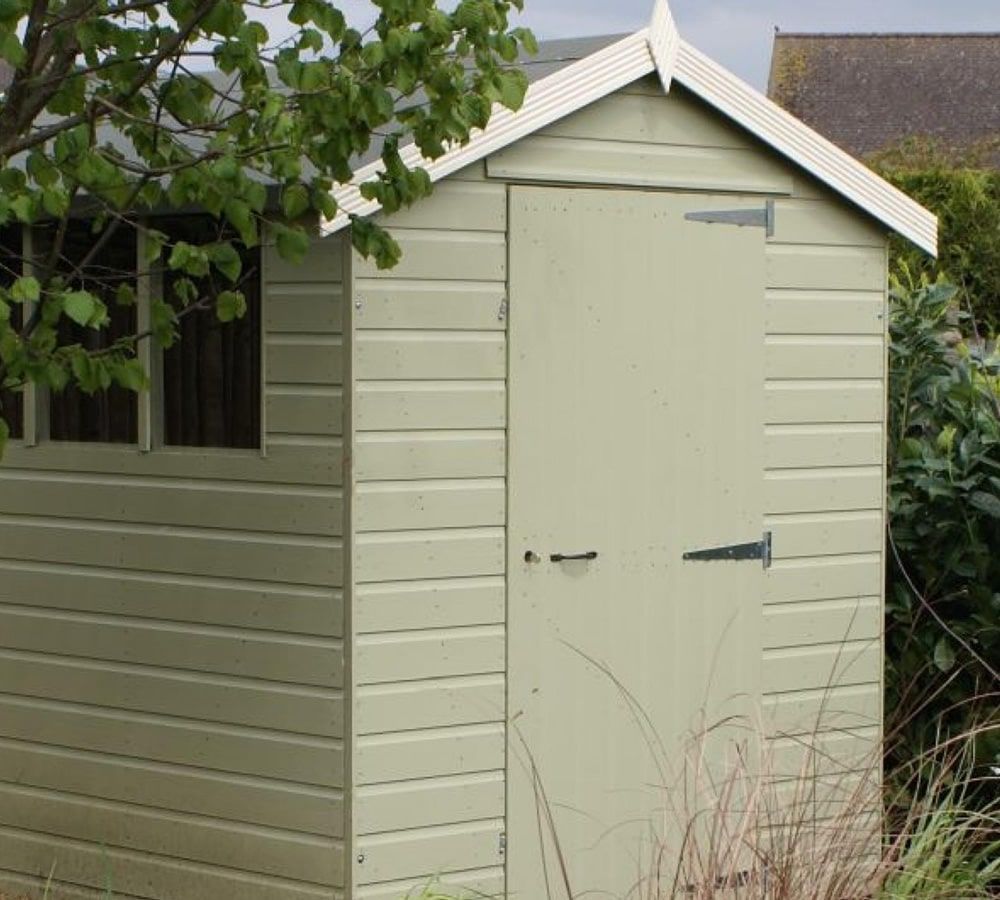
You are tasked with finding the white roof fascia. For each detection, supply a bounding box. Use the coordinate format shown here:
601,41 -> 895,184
648,0 -> 680,93
673,39 -> 938,256
320,29 -> 655,235
321,16 -> 938,256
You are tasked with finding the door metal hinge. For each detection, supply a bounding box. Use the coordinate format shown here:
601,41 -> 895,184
498,831 -> 507,856
685,201 -> 775,237
497,297 -> 508,322
683,532 -> 772,569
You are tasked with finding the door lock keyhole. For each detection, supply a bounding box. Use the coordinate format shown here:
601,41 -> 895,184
524,550 -> 541,564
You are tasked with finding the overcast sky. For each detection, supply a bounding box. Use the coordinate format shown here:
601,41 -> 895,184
510,0 -> 1000,88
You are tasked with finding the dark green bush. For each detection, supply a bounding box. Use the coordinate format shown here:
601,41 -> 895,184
886,276 -> 1000,775
874,144 -> 1000,332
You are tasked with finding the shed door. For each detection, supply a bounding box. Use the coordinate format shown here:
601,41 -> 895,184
507,186 -> 766,898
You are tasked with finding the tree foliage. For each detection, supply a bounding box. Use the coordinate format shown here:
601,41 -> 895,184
886,275 -> 1000,774
0,0 -> 535,453
874,141 -> 1000,332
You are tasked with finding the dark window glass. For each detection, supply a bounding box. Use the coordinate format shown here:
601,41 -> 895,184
40,219 -> 138,443
0,225 -> 23,439
161,217 -> 261,449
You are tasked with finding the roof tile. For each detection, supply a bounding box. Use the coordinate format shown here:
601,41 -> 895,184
768,34 -> 1000,164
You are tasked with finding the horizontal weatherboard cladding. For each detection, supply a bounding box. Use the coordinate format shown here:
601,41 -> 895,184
0,234 -> 349,900
761,186 -> 887,750
348,176 -> 509,897
339,75 -> 890,900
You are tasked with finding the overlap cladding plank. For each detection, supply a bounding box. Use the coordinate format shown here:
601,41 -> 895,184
0,471 -> 342,536
0,233 -> 350,900
0,698 -> 344,792
349,177 -> 510,897
0,827 -> 340,900
762,192 -> 888,780
0,562 -> 343,634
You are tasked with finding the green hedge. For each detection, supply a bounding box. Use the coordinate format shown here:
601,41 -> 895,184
874,142 -> 1000,331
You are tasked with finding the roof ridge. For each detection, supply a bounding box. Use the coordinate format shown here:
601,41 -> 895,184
323,26 -> 938,256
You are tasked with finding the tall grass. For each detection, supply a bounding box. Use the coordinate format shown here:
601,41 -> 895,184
413,717 -> 999,900
640,722 -> 1000,900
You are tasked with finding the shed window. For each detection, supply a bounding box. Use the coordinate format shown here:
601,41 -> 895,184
39,220 -> 139,444
12,217 -> 261,449
0,225 -> 23,439
160,217 -> 261,449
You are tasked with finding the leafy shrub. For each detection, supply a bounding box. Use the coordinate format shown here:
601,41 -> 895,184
886,276 -> 1000,774
874,142 -> 1000,331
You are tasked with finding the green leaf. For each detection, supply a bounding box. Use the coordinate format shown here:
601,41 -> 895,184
514,27 -> 538,55
113,358 -> 148,392
281,184 -> 310,220
150,298 -> 178,348
26,151 -> 58,187
224,199 -> 257,246
144,229 -> 168,265
207,242 -> 242,283
299,61 -> 327,92
201,0 -> 243,36
212,155 -> 239,181
970,490 -> 1000,519
497,70 -> 528,111
62,290 -> 98,327
9,194 -> 34,223
0,30 -> 25,67
70,351 -> 108,393
168,241 -> 209,277
41,185 -> 70,218
175,277 -> 201,307
11,276 -> 39,304
216,290 -> 246,322
273,223 -> 309,264
115,283 -> 137,307
933,638 -> 956,673
0,0 -> 23,23
44,358 -> 69,391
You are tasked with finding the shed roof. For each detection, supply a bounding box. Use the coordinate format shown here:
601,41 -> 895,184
768,33 -> 1000,166
323,1 -> 938,256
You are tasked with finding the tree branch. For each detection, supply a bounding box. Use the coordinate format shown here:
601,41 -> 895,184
1,0 -> 217,158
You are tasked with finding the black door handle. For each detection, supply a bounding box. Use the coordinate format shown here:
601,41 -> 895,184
550,551 -> 598,563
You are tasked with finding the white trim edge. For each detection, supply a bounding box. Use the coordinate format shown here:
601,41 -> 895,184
321,18 -> 938,257
320,30 -> 655,236
648,0 -> 680,93
674,40 -> 938,256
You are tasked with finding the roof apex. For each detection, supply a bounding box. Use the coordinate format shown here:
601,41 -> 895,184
648,0 -> 680,92
322,2 -> 938,257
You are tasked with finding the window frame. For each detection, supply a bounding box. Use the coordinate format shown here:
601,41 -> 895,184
16,220 -> 267,459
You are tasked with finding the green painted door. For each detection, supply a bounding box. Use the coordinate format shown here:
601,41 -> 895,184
507,186 -> 766,898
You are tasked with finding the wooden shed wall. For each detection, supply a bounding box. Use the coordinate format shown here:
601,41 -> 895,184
0,235 -> 349,900
346,78 -> 888,897
348,166 -> 509,900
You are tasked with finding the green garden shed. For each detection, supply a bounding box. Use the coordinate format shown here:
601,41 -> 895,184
0,2 -> 937,899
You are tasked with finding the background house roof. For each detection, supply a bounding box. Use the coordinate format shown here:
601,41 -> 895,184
768,33 -> 1000,165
